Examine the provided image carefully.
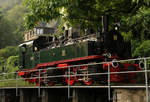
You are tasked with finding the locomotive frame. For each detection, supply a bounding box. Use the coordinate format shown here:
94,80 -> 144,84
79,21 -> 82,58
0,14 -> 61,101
18,16 -> 142,86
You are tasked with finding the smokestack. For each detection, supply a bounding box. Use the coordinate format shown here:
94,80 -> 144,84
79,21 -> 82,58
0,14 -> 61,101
102,15 -> 108,33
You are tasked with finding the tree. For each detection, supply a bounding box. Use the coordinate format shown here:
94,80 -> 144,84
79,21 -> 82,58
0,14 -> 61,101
132,0 -> 150,5
0,16 -> 15,48
133,40 -> 150,57
0,0 -> 23,13
24,0 -> 148,30
0,46 -> 18,74
6,56 -> 19,74
0,1 -> 25,48
0,56 -> 19,79
121,8 -> 150,41
7,2 -> 26,25
0,46 -> 18,59
0,11 -> 2,19
6,2 -> 26,45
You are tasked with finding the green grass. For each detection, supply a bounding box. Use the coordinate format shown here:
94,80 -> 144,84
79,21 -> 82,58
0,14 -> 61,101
0,76 -> 37,87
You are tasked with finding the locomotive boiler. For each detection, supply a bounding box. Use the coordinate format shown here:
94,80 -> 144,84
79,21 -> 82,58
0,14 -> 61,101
18,17 -> 141,86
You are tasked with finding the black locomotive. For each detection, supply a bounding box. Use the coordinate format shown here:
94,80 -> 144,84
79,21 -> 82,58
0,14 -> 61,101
18,16 -> 141,86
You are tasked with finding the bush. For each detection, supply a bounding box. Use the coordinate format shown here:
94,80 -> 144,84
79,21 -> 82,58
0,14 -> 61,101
133,40 -> 150,57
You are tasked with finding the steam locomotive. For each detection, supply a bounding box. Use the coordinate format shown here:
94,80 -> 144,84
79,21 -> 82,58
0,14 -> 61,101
18,17 -> 141,86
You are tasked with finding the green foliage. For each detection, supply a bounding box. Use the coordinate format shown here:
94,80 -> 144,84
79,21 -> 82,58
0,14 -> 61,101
131,40 -> 142,55
0,11 -> 2,19
122,8 -> 150,41
7,3 -> 26,25
24,0 -> 144,30
121,31 -> 133,41
0,46 -> 18,59
133,40 -> 150,57
0,0 -> 23,13
0,47 -> 19,79
0,46 -> 18,70
0,0 -> 25,48
24,0 -> 65,29
6,2 -> 26,45
132,0 -> 150,5
5,56 -> 19,78
96,0 -> 141,16
0,0 -> 25,83
0,17 -> 16,48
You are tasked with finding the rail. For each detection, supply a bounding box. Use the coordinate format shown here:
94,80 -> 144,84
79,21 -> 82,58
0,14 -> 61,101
0,57 -> 150,101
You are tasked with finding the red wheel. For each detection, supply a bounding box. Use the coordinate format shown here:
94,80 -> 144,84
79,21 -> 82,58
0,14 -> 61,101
36,82 -> 39,86
36,82 -> 45,86
80,65 -> 93,85
83,80 -> 93,85
64,67 -> 77,85
65,75 -> 76,85
48,81 -> 54,86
